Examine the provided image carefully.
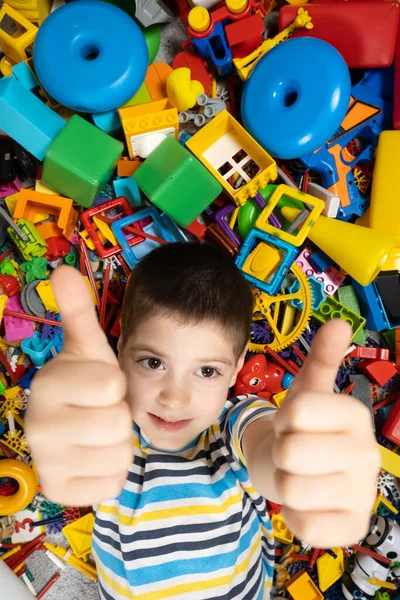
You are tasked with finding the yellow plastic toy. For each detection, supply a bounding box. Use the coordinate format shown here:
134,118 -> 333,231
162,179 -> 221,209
119,98 -> 179,159
62,513 -> 95,559
242,242 -> 282,283
44,543 -> 98,581
379,444 -> 400,477
285,569 -> 324,600
188,6 -> 211,33
281,206 -> 395,287
0,459 -> 38,516
0,3 -> 38,65
316,548 -> 344,592
369,131 -> 400,271
6,0 -> 52,24
255,184 -> 324,246
166,67 -> 204,112
271,513 -> 294,544
36,277 -> 96,312
233,7 -> 313,80
373,493 -> 398,515
186,109 -> 277,205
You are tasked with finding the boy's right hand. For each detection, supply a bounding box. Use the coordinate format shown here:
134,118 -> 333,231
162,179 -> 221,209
25,266 -> 132,507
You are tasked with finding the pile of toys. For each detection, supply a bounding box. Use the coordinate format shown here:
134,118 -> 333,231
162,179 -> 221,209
1,0 -> 400,597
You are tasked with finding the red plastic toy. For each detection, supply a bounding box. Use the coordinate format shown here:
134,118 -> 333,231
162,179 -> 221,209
234,354 -> 285,399
279,2 -> 400,68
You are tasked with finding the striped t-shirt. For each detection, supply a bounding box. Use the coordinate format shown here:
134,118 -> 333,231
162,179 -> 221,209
92,394 -> 277,600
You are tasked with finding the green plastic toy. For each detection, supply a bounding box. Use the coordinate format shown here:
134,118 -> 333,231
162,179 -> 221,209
0,260 -> 14,275
20,257 -> 47,283
134,137 -> 222,228
238,199 -> 261,240
144,25 -> 161,64
43,115 -> 123,208
313,295 -> 366,341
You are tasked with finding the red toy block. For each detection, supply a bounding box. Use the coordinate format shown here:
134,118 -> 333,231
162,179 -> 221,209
185,218 -> 207,240
225,13 -> 264,59
394,29 -> 400,130
382,396 -> 400,444
279,3 -> 399,68
172,50 -> 213,95
357,359 -> 398,387
349,347 -> 390,361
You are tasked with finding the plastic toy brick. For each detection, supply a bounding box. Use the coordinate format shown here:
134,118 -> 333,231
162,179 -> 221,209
80,197 -> 134,259
0,77 -> 65,161
235,228 -> 298,295
313,296 -> 366,341
0,3 -> 38,64
167,67 -> 204,112
285,569 -> 323,600
119,98 -> 179,160
352,279 -> 394,332
369,131 -> 400,271
349,347 -> 389,361
134,136 -> 222,227
191,21 -> 233,77
308,250 -> 332,274
62,513 -> 95,559
8,219 -> 47,261
21,331 -> 53,366
379,444 -> 400,478
295,248 -> 345,296
382,396 -> 400,445
4,294 -> 34,341
255,184 -> 324,246
111,207 -> 174,268
316,548 -> 344,592
271,513 -> 293,545
279,2 -> 399,69
113,177 -> 141,208
307,181 -> 340,218
172,50 -> 212,95
135,0 -> 173,27
43,114 -> 123,208
36,277 -> 96,313
117,158 -> 141,178
225,13 -> 264,59
91,110 -> 121,135
123,81 -> 152,108
6,0 -> 51,23
186,110 -> 277,206
144,62 -> 173,101
13,189 -> 78,240
11,61 -> 39,93
358,359 -> 397,387
337,284 -> 367,345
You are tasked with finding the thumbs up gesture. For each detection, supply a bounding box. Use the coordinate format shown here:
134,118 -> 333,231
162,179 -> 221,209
272,320 -> 381,548
25,267 -> 132,506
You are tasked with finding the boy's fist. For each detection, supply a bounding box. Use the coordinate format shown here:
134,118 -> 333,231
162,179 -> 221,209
25,266 -> 132,507
272,320 -> 381,548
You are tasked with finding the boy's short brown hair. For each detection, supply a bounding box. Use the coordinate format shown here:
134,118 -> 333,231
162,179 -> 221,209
120,242 -> 254,358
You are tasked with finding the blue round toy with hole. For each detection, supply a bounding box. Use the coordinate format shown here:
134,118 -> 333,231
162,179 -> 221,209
33,0 -> 148,113
241,37 -> 351,159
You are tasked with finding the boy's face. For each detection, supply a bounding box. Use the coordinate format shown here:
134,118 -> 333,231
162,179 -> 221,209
118,314 -> 246,452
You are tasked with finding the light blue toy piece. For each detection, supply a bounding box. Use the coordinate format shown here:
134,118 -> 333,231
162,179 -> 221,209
0,77 -> 65,161
21,331 -> 54,367
92,110 -> 121,135
282,372 -> 294,389
160,213 -> 189,242
241,37 -> 351,159
111,207 -> 174,269
288,275 -> 325,311
192,22 -> 232,77
234,228 -> 298,296
12,62 -> 38,92
113,177 -> 141,208
33,0 -> 148,113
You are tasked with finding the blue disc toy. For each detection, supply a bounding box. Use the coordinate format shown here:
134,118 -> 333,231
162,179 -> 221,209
33,0 -> 148,113
241,37 -> 351,159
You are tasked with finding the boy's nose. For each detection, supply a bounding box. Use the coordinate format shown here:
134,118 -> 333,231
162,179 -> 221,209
158,383 -> 190,410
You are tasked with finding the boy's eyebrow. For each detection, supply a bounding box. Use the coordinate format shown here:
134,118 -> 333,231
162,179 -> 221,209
129,345 -> 233,366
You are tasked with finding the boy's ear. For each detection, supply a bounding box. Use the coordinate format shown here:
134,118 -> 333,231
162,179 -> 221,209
229,345 -> 248,388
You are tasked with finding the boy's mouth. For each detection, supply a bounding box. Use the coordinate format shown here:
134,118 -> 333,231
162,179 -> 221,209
148,413 -> 192,431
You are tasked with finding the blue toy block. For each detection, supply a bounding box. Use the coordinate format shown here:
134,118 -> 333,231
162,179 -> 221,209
92,110 -> 121,135
235,227 -> 298,295
192,22 -> 232,77
18,367 -> 38,391
21,331 -> 54,366
12,62 -> 39,92
352,279 -> 393,331
160,213 -> 189,242
308,249 -> 333,273
33,0 -> 148,113
0,77 -> 65,161
242,37 -> 351,159
113,177 -> 141,208
111,207 -> 174,268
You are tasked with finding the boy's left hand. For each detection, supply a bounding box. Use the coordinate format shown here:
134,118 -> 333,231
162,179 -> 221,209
272,320 -> 381,548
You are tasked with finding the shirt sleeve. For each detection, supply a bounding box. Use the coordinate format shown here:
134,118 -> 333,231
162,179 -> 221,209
221,395 -> 277,469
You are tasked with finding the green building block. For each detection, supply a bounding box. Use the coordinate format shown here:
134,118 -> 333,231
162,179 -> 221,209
337,284 -> 368,345
313,295 -> 366,341
134,136 -> 222,227
42,115 -> 123,208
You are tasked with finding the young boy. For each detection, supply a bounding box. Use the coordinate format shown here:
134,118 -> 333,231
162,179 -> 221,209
26,242 -> 380,600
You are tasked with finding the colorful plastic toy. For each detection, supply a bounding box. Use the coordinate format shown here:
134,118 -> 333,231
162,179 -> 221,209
187,109 -> 277,205
241,37 -> 351,159
43,114 -> 123,208
6,0 -> 51,24
0,77 -> 65,161
33,0 -> 148,113
0,3 -> 38,64
134,136 -> 222,227
312,296 -> 366,342
0,459 -> 37,516
166,67 -> 204,112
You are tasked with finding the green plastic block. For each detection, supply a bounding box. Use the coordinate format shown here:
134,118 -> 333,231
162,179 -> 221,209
313,295 -> 366,341
134,136 -> 222,227
42,115 -> 123,208
337,284 -> 368,345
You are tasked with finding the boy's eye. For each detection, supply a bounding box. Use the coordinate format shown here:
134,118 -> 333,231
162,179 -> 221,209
140,358 -> 164,370
197,366 -> 218,378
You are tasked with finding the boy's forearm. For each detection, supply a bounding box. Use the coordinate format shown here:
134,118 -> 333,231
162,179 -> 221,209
246,424 -> 282,504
